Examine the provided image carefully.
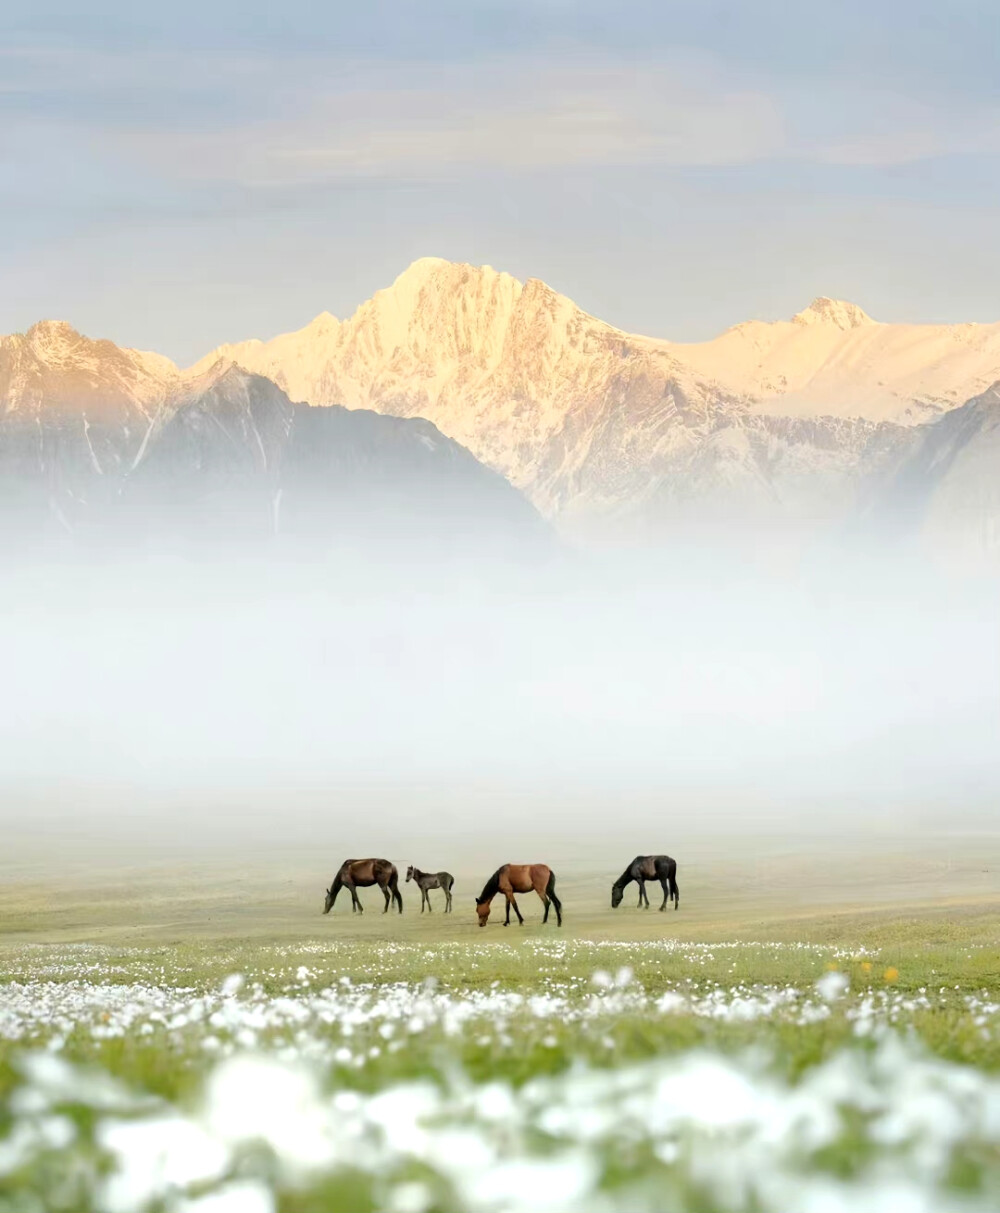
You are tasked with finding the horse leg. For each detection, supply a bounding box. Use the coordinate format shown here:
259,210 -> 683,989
420,887 -> 426,912
349,885 -> 362,914
510,895 -> 524,925
381,881 -> 391,913
548,886 -> 563,927
426,886 -> 433,912
659,877 -> 668,911
504,894 -> 511,926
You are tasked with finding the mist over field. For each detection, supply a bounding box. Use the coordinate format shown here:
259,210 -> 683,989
3,540 -> 997,866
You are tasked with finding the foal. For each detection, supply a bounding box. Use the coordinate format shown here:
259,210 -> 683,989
405,865 -> 455,913
475,863 -> 562,927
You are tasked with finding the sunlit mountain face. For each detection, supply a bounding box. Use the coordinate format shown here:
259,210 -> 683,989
3,259 -> 1000,563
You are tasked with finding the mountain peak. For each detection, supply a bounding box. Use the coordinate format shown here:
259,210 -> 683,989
387,257 -> 522,296
388,257 -> 457,292
791,298 -> 874,330
25,319 -> 82,351
400,255 -> 452,274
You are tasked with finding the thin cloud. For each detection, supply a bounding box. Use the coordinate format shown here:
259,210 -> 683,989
109,60 -> 786,185
4,44 -> 999,189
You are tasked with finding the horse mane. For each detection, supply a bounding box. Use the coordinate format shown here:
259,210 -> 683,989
614,856 -> 646,888
477,866 -> 504,903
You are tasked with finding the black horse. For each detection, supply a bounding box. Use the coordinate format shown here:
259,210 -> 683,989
611,855 -> 679,911
406,865 -> 455,912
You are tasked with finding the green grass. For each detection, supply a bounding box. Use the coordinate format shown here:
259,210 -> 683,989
1,842 -> 999,1211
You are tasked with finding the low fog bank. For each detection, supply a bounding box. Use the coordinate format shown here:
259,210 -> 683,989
1,540 -> 997,864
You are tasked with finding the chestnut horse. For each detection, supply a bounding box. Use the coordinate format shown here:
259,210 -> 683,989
611,854 -> 679,911
323,858 -> 403,914
475,863 -> 562,927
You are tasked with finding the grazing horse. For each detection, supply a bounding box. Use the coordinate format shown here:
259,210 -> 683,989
611,855 -> 679,911
323,858 -> 403,915
406,866 -> 454,913
475,864 -> 562,928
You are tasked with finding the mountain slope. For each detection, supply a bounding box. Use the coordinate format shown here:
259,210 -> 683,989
862,381 -> 1000,562
0,321 -> 180,534
1,319 -> 178,421
670,299 -> 1000,424
128,365 -> 542,549
0,341 -> 543,552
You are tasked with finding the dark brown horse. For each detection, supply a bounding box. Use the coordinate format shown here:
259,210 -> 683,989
475,864 -> 561,927
323,858 -> 403,914
611,855 -> 679,911
406,866 -> 454,912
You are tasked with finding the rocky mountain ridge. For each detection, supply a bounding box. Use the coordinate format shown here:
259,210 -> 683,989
5,259 -> 1000,555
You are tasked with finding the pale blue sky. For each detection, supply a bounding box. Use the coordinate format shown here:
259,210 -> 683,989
2,1 -> 999,363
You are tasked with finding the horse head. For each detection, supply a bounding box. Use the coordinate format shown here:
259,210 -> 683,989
405,866 -> 414,882
611,883 -> 624,908
475,897 -> 491,927
323,885 -> 335,914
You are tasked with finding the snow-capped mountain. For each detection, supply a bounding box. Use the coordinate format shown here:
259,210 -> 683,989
669,298 -> 1000,425
192,258 -> 1000,539
200,261 -> 1000,441
192,257 -> 720,515
1,318 -> 178,420
0,340 -> 543,551
0,321 -> 180,533
4,259 -> 1000,556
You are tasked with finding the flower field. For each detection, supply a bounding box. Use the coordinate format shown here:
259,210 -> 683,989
2,929 -> 1000,1213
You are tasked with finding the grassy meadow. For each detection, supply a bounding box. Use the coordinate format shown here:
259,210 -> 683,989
1,834 -> 999,1211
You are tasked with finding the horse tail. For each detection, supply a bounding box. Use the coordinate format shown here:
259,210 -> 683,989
669,864 -> 679,909
545,870 -> 562,925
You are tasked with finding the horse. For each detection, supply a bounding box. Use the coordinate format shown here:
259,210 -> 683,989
405,865 -> 454,913
323,858 -> 403,915
475,863 -> 562,928
611,855 -> 679,911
